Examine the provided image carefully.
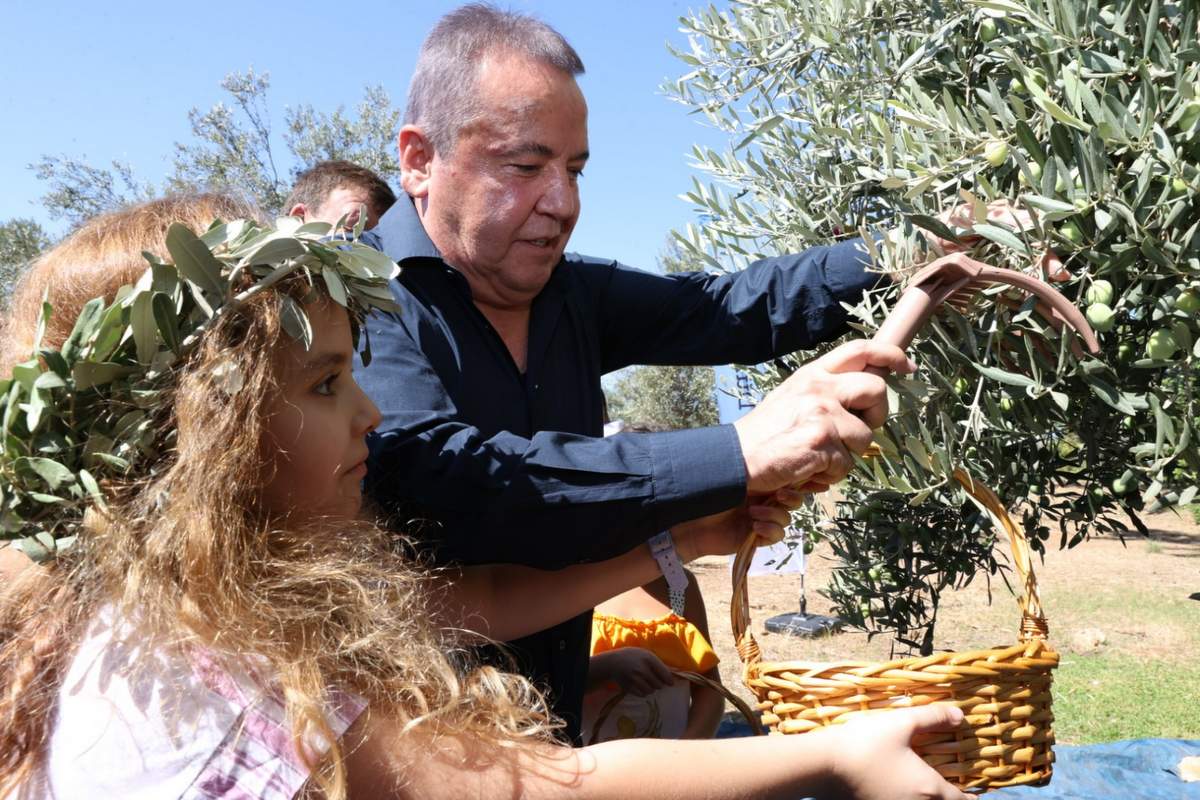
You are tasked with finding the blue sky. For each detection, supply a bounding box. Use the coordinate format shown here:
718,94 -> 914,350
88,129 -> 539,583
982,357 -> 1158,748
0,1 -> 732,271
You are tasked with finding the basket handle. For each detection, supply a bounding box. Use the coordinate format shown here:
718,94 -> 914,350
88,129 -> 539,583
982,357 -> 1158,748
586,668 -> 765,743
730,467 -> 1048,668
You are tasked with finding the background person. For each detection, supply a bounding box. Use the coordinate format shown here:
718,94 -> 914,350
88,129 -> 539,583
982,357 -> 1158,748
583,566 -> 723,743
285,159 -> 396,231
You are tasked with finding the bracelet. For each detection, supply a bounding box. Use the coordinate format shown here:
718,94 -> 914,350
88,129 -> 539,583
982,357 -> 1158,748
647,531 -> 688,616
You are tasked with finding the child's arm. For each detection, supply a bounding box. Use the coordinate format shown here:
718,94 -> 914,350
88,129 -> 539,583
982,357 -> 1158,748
342,702 -> 972,800
676,572 -> 726,739
435,500 -> 789,642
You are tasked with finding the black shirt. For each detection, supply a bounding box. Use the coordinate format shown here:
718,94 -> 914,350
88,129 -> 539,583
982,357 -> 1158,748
358,197 -> 879,742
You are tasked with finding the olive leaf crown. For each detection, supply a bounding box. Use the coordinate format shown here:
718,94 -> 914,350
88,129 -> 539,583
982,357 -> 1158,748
0,216 -> 400,562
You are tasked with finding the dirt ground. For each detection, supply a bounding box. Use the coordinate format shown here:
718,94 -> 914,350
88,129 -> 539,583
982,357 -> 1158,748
690,508 -> 1200,717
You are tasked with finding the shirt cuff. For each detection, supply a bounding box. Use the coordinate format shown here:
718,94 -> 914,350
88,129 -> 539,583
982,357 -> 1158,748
824,238 -> 889,302
647,424 -> 747,531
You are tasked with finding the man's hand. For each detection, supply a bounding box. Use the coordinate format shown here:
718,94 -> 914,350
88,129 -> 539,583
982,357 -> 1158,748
590,648 -> 675,697
671,492 -> 799,563
733,340 -> 915,495
926,198 -> 1069,282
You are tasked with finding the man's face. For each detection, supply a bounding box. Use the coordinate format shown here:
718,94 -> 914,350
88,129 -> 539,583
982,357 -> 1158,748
312,186 -> 380,231
420,52 -> 589,309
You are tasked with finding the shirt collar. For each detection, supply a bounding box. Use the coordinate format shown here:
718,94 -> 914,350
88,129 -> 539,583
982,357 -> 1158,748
372,194 -> 442,262
369,192 -> 570,301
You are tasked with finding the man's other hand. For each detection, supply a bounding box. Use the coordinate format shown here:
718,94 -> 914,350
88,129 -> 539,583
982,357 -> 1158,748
733,340 -> 915,495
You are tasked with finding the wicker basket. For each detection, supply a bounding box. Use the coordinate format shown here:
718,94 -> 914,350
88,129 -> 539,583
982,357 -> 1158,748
731,469 -> 1058,792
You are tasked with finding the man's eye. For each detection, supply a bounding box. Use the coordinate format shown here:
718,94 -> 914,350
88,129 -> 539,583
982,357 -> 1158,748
511,163 -> 539,173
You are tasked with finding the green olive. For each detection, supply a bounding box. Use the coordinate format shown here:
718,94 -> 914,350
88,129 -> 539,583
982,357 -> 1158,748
1146,328 -> 1180,360
1060,220 -> 1084,245
984,140 -> 1009,167
1174,289 -> 1200,313
1111,472 -> 1135,494
979,18 -> 999,42
1085,280 -> 1114,306
1085,302 -> 1115,332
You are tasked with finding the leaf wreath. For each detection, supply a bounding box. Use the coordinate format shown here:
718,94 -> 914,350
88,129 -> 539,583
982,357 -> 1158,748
0,216 -> 400,561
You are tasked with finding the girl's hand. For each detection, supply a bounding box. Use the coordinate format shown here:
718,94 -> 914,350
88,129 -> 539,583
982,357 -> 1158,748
593,648 -> 674,697
819,705 -> 973,800
670,499 -> 791,562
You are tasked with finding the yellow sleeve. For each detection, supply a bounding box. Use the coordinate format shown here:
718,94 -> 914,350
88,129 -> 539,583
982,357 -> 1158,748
591,613 -> 719,673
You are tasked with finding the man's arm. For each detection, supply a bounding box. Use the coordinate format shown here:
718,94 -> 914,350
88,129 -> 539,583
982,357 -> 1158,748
358,307 -> 747,568
588,238 -> 883,372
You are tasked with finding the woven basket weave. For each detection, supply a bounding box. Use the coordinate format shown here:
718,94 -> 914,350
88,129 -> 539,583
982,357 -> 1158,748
731,469 -> 1058,792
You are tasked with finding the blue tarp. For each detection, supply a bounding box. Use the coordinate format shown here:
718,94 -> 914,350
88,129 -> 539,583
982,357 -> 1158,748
991,739 -> 1200,799
716,720 -> 1199,798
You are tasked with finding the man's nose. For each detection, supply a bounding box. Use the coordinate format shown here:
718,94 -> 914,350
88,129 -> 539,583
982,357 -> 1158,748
535,166 -> 578,220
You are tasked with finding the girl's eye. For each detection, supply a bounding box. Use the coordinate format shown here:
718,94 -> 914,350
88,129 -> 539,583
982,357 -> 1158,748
315,374 -> 339,397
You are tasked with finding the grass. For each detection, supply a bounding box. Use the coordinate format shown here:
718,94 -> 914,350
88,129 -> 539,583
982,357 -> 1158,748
1052,653 -> 1200,743
1043,585 -> 1200,743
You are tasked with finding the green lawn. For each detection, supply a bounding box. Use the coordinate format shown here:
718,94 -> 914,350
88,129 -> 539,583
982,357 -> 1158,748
1052,653 -> 1200,743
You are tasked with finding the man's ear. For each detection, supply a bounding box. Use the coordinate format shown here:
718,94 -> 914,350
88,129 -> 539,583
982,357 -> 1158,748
287,203 -> 307,221
399,125 -> 435,198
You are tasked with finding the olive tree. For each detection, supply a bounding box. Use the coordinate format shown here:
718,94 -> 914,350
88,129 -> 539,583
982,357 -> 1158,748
0,218 -> 51,309
607,239 -> 720,430
669,0 -> 1199,653
32,69 -> 401,226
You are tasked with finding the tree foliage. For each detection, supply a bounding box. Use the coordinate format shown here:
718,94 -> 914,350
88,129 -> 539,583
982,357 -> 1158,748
31,69 -> 402,226
606,239 -> 719,430
0,218 -> 52,309
670,0 -> 1199,652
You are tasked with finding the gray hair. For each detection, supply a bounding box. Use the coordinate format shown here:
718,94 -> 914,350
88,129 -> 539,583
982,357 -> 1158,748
405,3 -> 585,156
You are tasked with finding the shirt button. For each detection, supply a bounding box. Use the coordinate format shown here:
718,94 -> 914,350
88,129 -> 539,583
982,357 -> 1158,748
558,639 -> 566,651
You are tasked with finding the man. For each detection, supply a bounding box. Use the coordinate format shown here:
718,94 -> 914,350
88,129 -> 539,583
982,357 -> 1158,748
285,160 -> 396,231
358,4 -> 911,742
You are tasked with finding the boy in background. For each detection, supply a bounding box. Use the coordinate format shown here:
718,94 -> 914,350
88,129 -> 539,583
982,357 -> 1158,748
285,160 -> 395,231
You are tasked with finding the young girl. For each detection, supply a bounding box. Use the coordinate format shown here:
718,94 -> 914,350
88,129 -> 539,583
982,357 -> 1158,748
584,568 -> 723,743
0,199 -> 970,800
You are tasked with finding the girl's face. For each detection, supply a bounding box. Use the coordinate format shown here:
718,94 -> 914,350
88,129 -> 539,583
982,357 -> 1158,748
261,300 -> 382,520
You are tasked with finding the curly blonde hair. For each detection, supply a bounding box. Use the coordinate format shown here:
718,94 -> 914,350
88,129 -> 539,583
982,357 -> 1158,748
0,198 -> 554,799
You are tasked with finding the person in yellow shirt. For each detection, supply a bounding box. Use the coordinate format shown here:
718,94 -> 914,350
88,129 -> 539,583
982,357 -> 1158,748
583,567 -> 724,742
